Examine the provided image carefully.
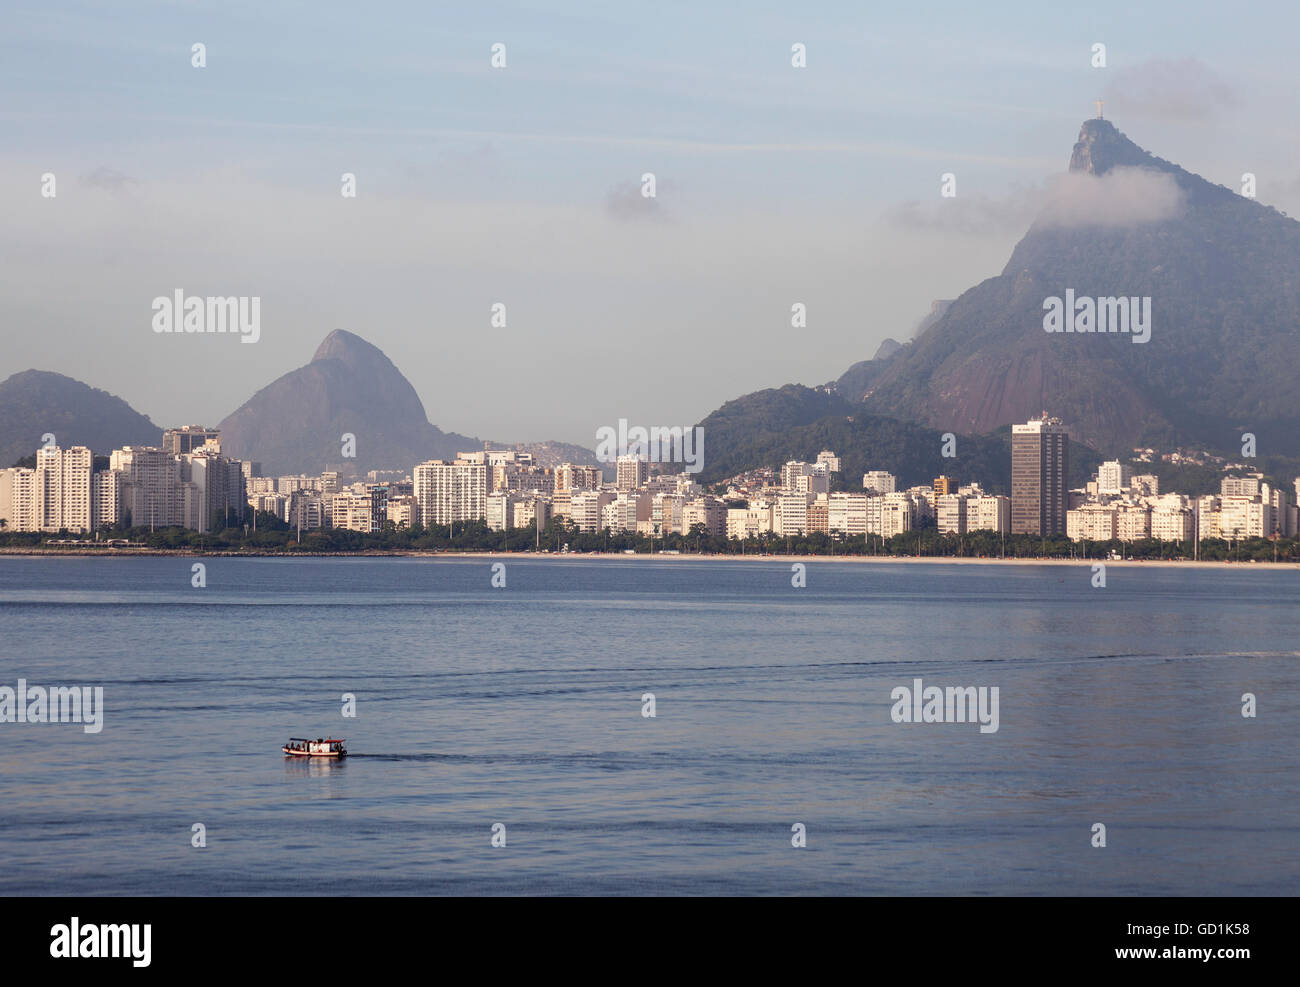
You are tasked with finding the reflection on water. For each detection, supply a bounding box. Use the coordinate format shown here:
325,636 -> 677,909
283,756 -> 348,779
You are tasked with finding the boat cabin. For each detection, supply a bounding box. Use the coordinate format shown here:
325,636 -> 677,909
282,737 -> 347,758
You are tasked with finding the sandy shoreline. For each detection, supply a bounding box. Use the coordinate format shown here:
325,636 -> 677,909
0,547 -> 1294,569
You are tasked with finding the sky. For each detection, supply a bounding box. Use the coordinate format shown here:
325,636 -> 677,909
3,1 -> 1299,448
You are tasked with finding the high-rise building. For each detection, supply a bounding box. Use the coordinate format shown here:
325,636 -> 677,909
616,455 -> 647,491
1097,461 -> 1131,495
1066,505 -> 1116,541
92,469 -> 123,529
936,493 -> 966,534
163,425 -> 221,456
569,490 -> 614,532
1011,416 -> 1069,536
774,492 -> 812,536
332,490 -> 377,532
862,471 -> 896,495
967,495 -> 1010,534
827,492 -> 869,536
182,451 -> 246,532
0,449 -> 92,535
32,446 -> 94,533
1221,475 -> 1263,499
1150,507 -> 1193,542
554,463 -> 601,493
932,475 -> 958,499
681,496 -> 727,537
413,454 -> 488,526
0,468 -> 38,532
1115,505 -> 1151,542
111,446 -> 186,529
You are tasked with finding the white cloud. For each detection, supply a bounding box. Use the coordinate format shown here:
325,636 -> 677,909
1033,167 -> 1185,228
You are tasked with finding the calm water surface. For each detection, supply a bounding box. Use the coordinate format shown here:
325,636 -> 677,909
0,556 -> 1296,895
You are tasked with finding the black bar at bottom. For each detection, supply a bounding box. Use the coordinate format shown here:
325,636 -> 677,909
4,896 -> 1282,974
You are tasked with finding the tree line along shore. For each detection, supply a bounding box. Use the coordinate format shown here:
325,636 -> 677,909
1,514 -> 1297,563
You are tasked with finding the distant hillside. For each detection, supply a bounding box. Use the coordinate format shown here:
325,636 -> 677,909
0,370 -> 161,466
695,384 -> 1100,491
217,330 -> 482,475
494,439 -> 607,475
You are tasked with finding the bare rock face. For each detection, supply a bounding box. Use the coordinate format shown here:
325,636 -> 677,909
217,330 -> 480,475
1068,118 -> 1158,175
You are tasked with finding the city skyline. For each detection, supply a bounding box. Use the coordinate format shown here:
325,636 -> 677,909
3,414 -> 1295,552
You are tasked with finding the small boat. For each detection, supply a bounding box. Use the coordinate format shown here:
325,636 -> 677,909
282,737 -> 347,758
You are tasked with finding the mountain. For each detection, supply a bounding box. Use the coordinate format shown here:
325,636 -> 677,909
831,301 -> 950,402
0,370 -> 161,467
217,330 -> 482,475
694,382 -> 1102,490
857,118 -> 1300,455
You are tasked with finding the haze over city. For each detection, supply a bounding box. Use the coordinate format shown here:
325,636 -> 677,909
5,1 -> 1300,445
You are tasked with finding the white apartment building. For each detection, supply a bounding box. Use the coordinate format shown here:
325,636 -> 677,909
816,450 -> 841,473
904,487 -> 935,522
554,463 -> 602,493
936,494 -> 967,535
1221,475 -> 1263,499
92,469 -> 122,529
386,495 -> 418,528
681,496 -> 726,537
1218,497 -> 1271,539
28,446 -> 94,533
512,497 -> 550,531
726,503 -> 774,540
967,495 -> 1010,534
602,492 -> 651,533
1131,474 -> 1159,496
248,493 -> 287,516
111,446 -> 186,529
1066,505 -> 1117,541
615,455 -> 647,491
414,454 -> 488,526
1151,507 -> 1193,542
774,492 -> 811,536
287,493 -> 324,530
569,490 -> 614,533
1115,505 -> 1151,542
485,492 -> 516,532
1097,460 -> 1132,495
862,471 -> 896,494
827,492 -> 869,537
877,494 -> 914,539
1195,496 -> 1220,539
652,493 -> 684,537
332,491 -> 378,533
0,467 -> 36,532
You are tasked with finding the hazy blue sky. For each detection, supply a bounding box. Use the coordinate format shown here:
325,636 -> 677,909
3,1 -> 1298,447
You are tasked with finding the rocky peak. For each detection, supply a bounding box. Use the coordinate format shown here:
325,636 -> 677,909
1068,118 -> 1156,175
